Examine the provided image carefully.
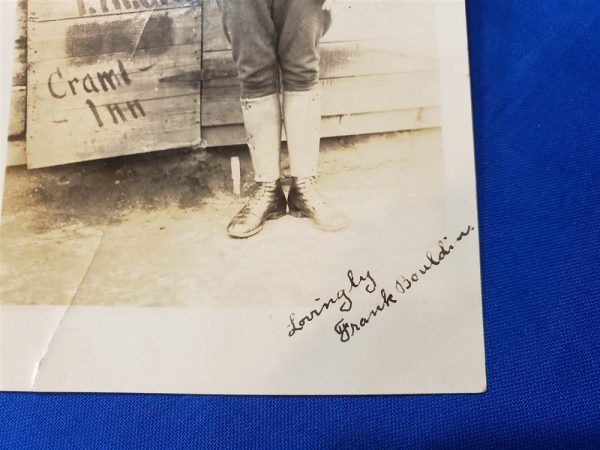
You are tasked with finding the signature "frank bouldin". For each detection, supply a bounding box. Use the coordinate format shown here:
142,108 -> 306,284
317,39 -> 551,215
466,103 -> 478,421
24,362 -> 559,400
286,225 -> 476,343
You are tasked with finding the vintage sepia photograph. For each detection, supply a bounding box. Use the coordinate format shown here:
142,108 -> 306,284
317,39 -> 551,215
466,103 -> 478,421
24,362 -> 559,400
0,0 -> 485,394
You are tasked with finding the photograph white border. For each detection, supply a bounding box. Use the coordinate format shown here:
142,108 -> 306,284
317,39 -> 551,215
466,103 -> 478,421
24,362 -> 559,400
1,0 -> 485,394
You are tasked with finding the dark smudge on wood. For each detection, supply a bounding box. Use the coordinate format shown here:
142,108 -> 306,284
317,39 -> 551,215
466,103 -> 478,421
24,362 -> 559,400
65,15 -> 174,63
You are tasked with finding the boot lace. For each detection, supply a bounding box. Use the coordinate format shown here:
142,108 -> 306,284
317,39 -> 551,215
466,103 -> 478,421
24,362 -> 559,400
240,182 -> 276,215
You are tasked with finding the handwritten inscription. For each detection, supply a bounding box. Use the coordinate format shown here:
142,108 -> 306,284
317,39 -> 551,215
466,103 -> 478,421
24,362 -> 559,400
48,60 -> 131,98
74,0 -> 197,16
75,0 -> 176,16
47,60 -> 146,128
287,270 -> 377,337
286,225 -> 476,343
86,98 -> 146,127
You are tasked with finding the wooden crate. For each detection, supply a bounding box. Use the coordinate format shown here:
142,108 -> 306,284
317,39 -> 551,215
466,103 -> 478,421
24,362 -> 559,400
25,0 -> 202,168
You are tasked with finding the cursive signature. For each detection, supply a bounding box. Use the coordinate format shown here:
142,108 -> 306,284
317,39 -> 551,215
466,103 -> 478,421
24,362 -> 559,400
286,225 -> 476,343
286,270 -> 377,337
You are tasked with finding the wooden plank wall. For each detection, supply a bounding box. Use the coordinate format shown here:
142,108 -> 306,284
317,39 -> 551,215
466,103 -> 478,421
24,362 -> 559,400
7,0 -> 28,166
201,0 -> 442,147
25,0 -> 202,168
9,0 -> 441,168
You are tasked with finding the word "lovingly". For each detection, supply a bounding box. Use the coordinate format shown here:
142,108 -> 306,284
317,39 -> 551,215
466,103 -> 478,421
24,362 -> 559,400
286,270 -> 377,337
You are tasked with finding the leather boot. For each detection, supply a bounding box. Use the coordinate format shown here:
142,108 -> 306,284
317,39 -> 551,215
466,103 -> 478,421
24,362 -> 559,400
227,180 -> 287,238
288,177 -> 349,232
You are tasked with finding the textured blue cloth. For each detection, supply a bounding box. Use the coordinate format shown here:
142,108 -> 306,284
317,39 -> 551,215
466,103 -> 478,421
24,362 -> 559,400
2,1 -> 600,448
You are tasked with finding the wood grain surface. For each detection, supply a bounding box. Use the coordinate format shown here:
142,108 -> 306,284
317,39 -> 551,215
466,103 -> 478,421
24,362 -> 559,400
25,0 -> 201,168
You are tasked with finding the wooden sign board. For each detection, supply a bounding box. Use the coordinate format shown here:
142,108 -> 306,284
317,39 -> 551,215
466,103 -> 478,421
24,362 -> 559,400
26,0 -> 202,168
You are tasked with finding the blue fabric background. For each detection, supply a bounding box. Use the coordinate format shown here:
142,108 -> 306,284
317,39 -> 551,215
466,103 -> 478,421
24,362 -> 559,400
2,1 -> 600,448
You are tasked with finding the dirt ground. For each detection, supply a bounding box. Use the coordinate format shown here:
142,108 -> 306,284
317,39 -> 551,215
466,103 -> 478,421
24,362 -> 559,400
1,129 -> 444,306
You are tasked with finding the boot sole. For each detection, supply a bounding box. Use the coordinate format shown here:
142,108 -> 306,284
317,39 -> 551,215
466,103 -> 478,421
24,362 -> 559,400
227,211 -> 286,239
288,209 -> 347,232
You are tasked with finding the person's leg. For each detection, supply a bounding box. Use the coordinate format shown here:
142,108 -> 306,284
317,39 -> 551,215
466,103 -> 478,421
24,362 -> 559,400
273,0 -> 326,178
274,0 -> 347,231
220,0 -> 280,99
220,0 -> 286,238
